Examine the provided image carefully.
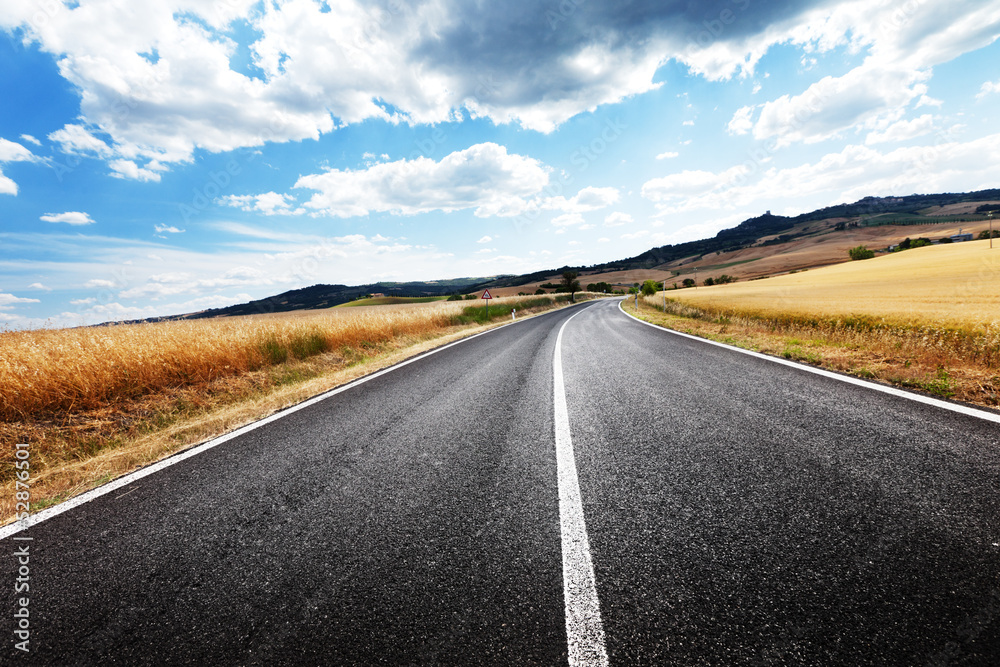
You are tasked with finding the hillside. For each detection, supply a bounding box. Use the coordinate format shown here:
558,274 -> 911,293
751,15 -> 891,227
172,279 -> 491,320
486,189 -> 1000,288
148,189 -> 999,321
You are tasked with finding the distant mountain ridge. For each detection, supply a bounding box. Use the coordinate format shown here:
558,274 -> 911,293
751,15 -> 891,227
148,278 -> 493,321
485,188 -> 1000,286
141,188 -> 998,323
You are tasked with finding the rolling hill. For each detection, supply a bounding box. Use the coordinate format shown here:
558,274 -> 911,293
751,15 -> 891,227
146,188 -> 998,321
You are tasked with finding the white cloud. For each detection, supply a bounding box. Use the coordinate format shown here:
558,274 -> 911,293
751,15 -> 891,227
0,138 -> 35,163
221,192 -> 303,216
19,134 -> 41,146
552,213 -> 585,227
294,142 -> 549,218
84,279 -> 117,288
731,1 -> 1000,147
108,159 -> 161,182
621,230 -> 649,240
40,211 -> 96,225
865,114 -> 936,145
642,164 -> 750,206
752,63 -> 929,147
978,79 -> 1000,100
1,0 -> 996,183
542,186 -> 620,213
26,283 -> 51,291
477,235 -> 493,243
0,293 -> 40,309
48,124 -> 112,156
604,211 -> 633,227
655,151 -> 679,160
0,172 -> 17,196
154,224 -> 185,234
0,137 -> 37,196
727,105 -> 756,136
641,132 -> 1000,216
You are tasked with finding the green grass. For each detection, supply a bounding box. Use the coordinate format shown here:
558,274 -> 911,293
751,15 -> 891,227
781,345 -> 822,364
894,367 -> 956,398
451,296 -> 571,325
690,257 -> 762,272
860,213 -> 991,227
335,296 -> 448,307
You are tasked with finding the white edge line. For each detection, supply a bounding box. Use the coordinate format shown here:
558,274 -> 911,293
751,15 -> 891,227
618,300 -> 1000,425
554,307 -> 609,667
0,301 -> 593,541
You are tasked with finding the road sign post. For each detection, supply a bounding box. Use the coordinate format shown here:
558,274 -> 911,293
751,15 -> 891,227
481,288 -> 492,320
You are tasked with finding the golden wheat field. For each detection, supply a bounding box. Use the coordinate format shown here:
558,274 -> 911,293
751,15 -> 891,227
0,300 -> 470,421
669,240 -> 1000,332
1,294 -> 580,521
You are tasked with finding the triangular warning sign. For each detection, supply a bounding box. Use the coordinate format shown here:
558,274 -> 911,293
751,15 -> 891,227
481,289 -> 493,299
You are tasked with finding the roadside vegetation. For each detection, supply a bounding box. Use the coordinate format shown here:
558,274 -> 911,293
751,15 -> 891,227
335,295 -> 448,307
0,293 -> 590,522
628,240 -> 1000,410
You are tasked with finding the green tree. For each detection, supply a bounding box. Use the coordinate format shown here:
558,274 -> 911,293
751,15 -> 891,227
640,279 -> 659,296
561,271 -> 581,302
682,278 -> 696,288
848,245 -> 875,260
703,277 -> 715,286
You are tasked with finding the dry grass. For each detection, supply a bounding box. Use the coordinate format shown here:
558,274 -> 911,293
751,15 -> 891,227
669,240 -> 1000,332
1,295 -> 581,522
635,241 -> 1000,409
1,304 -> 462,420
501,220 -> 1000,296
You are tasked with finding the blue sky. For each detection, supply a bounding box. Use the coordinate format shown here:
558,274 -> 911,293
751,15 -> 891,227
1,0 -> 999,327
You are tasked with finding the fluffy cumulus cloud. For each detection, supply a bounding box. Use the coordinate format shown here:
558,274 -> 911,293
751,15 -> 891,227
978,79 -> 1000,100
865,114 -> 936,145
751,65 -> 931,147
604,211 -> 633,227
0,0 -> 997,185
541,186 -> 620,213
221,192 -> 303,216
642,132 -> 1000,215
47,124 -> 112,156
292,142 -> 550,218
40,211 -> 95,225
0,293 -> 40,309
727,106 -> 755,136
0,137 -> 37,195
738,1 -> 1000,146
0,0 -> 885,180
551,213 -> 585,228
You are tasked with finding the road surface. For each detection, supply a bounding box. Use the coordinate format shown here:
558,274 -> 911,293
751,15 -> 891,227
4,298 -> 1000,665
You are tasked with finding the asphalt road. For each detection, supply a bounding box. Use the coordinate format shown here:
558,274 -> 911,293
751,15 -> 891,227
4,298 -> 1000,665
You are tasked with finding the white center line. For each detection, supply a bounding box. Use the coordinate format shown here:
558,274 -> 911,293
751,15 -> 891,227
553,309 -> 609,667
